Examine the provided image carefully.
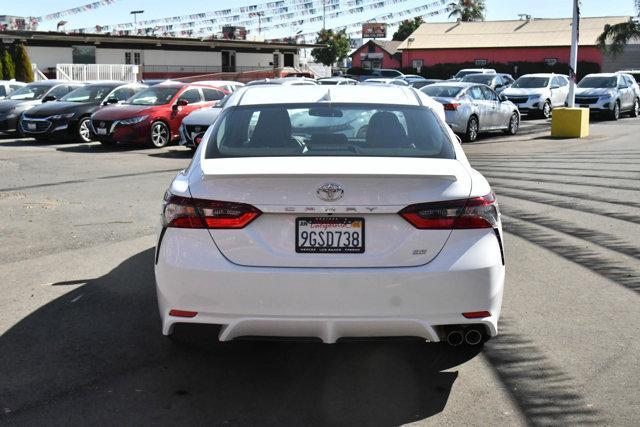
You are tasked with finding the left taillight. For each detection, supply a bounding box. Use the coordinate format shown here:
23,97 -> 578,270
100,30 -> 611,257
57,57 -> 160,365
399,193 -> 499,229
162,192 -> 261,229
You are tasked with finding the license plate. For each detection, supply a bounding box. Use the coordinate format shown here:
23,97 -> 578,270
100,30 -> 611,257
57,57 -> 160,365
296,217 -> 364,253
96,128 -> 107,135
27,123 -> 36,130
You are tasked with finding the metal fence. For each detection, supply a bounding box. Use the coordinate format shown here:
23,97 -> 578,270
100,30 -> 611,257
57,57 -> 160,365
56,64 -> 139,82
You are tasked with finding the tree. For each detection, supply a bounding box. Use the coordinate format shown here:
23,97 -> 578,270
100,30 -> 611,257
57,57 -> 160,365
392,17 -> 424,41
1,48 -> 15,80
13,44 -> 34,82
311,29 -> 351,66
597,2 -> 640,55
448,0 -> 486,22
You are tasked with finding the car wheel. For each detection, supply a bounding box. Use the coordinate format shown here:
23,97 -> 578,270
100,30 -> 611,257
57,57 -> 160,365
610,101 -> 620,121
76,117 -> 92,143
463,116 -> 479,142
631,98 -> 640,118
149,121 -> 170,148
541,100 -> 551,119
504,112 -> 520,135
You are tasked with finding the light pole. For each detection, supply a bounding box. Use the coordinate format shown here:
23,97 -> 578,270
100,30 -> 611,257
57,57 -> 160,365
567,0 -> 580,108
130,10 -> 144,28
322,0 -> 327,29
254,11 -> 265,36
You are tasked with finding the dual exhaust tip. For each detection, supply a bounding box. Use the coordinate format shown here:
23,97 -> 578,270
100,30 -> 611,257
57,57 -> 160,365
446,326 -> 484,346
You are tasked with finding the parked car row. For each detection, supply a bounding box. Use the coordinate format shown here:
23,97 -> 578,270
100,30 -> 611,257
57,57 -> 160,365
2,70 -> 638,148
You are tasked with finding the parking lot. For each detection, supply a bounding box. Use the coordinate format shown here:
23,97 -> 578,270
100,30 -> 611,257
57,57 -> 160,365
0,114 -> 639,425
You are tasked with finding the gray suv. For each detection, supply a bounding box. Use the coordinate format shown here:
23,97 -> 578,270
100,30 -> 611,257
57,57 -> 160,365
575,73 -> 640,120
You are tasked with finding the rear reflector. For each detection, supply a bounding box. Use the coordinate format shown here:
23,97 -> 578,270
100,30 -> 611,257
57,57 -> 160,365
399,193 -> 499,229
163,192 -> 261,229
169,309 -> 198,318
462,311 -> 491,319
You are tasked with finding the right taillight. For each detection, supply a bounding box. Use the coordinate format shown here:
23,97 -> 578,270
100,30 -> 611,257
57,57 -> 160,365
443,103 -> 461,111
399,193 -> 499,229
163,192 -> 261,229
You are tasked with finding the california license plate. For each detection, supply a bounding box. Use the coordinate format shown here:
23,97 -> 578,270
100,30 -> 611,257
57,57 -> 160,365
27,123 -> 36,130
296,217 -> 364,253
96,128 -> 107,135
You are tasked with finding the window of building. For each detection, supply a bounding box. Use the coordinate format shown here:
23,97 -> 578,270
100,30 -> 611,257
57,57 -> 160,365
475,59 -> 488,66
412,59 -> 424,71
72,45 -> 96,64
361,60 -> 372,69
545,58 -> 558,66
367,43 -> 376,53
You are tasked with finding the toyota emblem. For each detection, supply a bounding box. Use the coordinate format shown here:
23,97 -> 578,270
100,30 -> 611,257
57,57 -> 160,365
317,183 -> 344,202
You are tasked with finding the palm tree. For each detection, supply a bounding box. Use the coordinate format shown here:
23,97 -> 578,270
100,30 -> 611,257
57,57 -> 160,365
448,0 -> 486,22
597,1 -> 640,54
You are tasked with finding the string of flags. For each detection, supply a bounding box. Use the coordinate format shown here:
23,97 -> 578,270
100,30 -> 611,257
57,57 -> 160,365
1,0 -> 119,31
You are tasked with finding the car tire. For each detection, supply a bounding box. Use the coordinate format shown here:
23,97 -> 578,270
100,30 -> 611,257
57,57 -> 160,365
463,116 -> 479,142
541,100 -> 552,119
503,112 -> 520,135
149,121 -> 170,148
631,98 -> 640,118
76,116 -> 92,143
610,101 -> 620,121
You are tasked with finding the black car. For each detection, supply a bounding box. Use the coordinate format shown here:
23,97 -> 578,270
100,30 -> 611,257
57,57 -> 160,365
0,81 -> 82,135
21,82 -> 147,142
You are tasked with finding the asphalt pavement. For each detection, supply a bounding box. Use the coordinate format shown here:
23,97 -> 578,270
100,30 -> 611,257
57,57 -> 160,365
0,115 -> 639,426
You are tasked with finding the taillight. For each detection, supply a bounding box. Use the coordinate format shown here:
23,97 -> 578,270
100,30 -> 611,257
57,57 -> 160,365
443,103 -> 461,111
399,193 -> 499,229
163,192 -> 261,229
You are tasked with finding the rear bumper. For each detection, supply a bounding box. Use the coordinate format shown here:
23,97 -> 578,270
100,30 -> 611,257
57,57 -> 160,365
154,227 -> 505,342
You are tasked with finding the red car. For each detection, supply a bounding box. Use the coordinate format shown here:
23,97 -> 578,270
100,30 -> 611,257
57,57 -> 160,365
90,82 -> 228,148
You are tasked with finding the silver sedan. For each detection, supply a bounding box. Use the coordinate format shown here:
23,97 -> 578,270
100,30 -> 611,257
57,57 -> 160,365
421,82 -> 520,142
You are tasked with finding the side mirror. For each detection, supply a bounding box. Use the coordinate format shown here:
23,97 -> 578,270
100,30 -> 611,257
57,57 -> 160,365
103,97 -> 119,105
173,99 -> 189,110
42,95 -> 56,103
499,94 -> 508,102
550,84 -> 560,89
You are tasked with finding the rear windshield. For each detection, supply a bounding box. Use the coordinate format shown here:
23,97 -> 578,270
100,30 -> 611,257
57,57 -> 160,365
126,86 -> 181,105
511,77 -> 549,88
8,84 -> 50,100
421,85 -> 464,98
462,74 -> 495,85
578,76 -> 617,88
61,85 -> 116,103
205,104 -> 454,159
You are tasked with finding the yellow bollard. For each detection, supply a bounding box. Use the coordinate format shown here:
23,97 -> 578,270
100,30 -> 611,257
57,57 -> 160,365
551,107 -> 590,138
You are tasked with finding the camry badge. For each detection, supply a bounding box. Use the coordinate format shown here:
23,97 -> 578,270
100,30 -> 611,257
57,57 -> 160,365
317,183 -> 343,202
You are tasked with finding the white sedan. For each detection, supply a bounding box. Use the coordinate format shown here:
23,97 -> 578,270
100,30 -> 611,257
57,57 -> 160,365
155,85 -> 505,346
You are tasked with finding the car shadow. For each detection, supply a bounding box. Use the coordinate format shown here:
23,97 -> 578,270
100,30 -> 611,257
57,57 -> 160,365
148,148 -> 194,159
0,248 -> 481,425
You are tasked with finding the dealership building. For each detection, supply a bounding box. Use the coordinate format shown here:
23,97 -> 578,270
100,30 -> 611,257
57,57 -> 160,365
396,16 -> 637,72
0,30 -> 318,80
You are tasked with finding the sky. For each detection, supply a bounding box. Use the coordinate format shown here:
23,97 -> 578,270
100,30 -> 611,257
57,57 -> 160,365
3,0 -> 638,38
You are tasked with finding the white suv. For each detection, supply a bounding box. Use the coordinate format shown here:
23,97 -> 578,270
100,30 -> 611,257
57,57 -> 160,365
575,73 -> 640,120
502,73 -> 570,118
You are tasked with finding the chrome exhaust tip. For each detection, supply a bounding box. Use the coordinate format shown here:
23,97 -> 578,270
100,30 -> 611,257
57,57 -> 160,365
464,327 -> 483,346
446,329 -> 464,346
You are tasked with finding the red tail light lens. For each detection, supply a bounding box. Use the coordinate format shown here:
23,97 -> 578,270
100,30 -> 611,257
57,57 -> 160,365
444,103 -> 461,111
399,193 -> 499,229
163,193 -> 261,229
